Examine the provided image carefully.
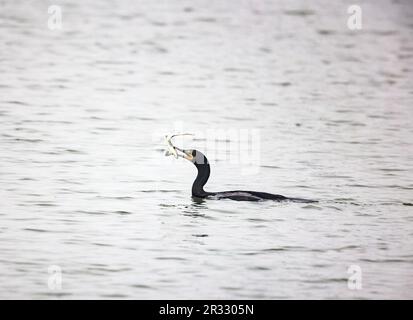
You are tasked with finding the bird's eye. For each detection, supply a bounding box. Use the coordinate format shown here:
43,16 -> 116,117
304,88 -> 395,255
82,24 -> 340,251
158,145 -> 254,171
192,150 -> 196,157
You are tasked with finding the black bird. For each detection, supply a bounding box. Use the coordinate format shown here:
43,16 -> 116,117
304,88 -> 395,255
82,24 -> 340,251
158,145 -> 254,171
171,145 -> 315,202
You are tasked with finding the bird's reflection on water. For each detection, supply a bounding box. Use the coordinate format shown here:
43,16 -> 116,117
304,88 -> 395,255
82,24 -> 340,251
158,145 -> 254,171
181,197 -> 210,218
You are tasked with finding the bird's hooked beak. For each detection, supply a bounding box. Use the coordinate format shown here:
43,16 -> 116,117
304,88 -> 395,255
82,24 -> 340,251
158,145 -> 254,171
164,134 -> 194,161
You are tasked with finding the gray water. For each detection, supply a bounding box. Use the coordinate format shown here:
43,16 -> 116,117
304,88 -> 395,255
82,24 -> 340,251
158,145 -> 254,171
1,0 -> 413,299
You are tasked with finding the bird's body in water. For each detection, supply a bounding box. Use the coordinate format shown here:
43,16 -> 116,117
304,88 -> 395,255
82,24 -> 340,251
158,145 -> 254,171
185,149 -> 315,203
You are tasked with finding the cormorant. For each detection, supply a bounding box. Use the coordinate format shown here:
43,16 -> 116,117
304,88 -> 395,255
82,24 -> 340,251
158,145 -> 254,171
165,135 -> 316,202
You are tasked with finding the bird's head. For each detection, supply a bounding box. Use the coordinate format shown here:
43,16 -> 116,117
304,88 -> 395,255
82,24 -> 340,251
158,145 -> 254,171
181,149 -> 208,165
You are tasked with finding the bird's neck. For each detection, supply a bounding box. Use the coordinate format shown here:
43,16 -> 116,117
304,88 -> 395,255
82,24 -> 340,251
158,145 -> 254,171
192,162 -> 211,198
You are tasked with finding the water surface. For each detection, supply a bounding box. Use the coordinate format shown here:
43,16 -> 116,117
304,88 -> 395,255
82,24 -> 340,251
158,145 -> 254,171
0,0 -> 412,299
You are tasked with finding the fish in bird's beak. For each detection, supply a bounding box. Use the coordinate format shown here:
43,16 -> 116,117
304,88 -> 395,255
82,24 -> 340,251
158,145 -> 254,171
164,134 -> 178,158
164,134 -> 194,161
